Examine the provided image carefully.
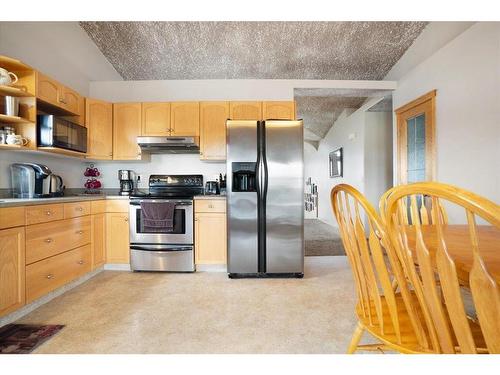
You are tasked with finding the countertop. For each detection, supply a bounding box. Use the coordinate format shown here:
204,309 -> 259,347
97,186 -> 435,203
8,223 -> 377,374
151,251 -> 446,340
0,194 -> 129,208
194,195 -> 227,200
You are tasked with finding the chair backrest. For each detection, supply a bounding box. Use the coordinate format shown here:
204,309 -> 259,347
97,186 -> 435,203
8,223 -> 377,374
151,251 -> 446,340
380,187 -> 448,225
383,182 -> 500,354
331,184 -> 432,349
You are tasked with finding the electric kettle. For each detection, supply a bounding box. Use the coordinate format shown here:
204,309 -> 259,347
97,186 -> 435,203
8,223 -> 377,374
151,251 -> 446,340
49,174 -> 65,197
0,67 -> 18,86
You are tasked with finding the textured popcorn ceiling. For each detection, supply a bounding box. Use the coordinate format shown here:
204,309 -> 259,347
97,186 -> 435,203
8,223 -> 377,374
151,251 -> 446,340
80,21 -> 427,80
295,88 -> 393,139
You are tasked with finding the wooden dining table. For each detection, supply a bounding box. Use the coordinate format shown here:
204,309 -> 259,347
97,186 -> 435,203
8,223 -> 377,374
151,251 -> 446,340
405,225 -> 500,286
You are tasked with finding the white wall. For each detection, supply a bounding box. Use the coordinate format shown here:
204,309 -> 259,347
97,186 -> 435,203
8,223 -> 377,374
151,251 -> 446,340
0,22 -> 122,95
304,99 -> 393,227
364,112 -> 393,208
89,79 -> 396,102
0,151 -> 85,189
92,155 -> 225,189
391,22 -> 500,204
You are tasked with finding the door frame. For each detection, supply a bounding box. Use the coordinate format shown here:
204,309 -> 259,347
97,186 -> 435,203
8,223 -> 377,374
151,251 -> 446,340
395,90 -> 436,184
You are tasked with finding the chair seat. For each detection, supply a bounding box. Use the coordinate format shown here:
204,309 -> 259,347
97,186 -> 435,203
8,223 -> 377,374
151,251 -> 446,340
355,293 -> 487,353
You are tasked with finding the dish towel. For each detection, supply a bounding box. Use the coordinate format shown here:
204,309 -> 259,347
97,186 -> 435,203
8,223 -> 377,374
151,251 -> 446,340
140,201 -> 176,233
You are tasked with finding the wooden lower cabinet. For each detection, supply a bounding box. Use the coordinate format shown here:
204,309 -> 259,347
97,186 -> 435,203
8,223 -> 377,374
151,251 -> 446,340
26,245 -> 91,303
105,213 -> 130,264
0,227 -> 25,317
91,213 -> 106,269
25,216 -> 91,265
195,212 -> 227,265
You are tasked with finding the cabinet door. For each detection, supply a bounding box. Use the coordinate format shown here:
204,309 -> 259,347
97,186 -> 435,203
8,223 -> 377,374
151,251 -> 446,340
0,227 -> 25,317
105,213 -> 130,264
171,102 -> 200,136
142,102 -> 171,136
91,213 -> 106,269
36,71 -> 60,107
229,101 -> 262,120
195,213 -> 227,265
200,102 -> 229,161
60,86 -> 82,115
113,103 -> 142,160
262,101 -> 296,120
86,98 -> 113,159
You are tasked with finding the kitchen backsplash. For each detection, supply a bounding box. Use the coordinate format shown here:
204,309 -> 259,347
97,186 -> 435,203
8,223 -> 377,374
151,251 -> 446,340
0,151 -> 226,190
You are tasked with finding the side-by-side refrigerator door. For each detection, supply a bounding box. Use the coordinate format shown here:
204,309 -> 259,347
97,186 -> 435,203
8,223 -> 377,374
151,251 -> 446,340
226,120 -> 259,274
264,120 -> 304,273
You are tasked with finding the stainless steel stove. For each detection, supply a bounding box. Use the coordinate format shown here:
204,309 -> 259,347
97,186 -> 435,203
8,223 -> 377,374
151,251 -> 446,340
129,174 -> 204,272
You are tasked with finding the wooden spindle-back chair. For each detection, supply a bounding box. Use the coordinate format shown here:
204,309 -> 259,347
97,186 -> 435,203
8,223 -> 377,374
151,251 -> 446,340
383,182 -> 500,354
331,184 -> 436,353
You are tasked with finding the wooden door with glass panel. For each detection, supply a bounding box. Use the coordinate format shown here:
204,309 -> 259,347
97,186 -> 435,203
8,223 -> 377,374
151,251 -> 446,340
395,90 -> 436,184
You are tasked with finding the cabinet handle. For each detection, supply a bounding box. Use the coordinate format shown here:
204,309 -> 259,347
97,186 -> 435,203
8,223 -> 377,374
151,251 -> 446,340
76,230 -> 84,235
124,218 -> 129,222
208,204 -> 213,208
77,260 -> 84,265
45,211 -> 52,216
45,238 -> 53,243
46,274 -> 54,279
109,152 -> 113,156
76,207 -> 83,211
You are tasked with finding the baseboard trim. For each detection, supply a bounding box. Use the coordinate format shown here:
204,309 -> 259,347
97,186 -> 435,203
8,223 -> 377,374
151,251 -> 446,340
196,264 -> 227,272
104,263 -> 131,271
0,267 -> 103,328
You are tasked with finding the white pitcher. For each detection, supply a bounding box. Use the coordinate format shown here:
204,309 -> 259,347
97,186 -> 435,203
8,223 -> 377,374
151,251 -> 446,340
0,67 -> 18,86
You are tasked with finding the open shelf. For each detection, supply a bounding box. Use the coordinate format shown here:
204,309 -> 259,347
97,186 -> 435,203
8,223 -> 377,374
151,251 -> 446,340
0,114 -> 35,124
0,143 -> 23,149
0,85 -> 34,97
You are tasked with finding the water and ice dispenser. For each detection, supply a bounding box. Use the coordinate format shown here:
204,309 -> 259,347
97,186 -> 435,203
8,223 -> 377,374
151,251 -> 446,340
231,162 -> 256,192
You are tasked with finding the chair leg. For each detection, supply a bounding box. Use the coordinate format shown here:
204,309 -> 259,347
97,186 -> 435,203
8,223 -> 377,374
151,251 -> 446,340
347,322 -> 364,354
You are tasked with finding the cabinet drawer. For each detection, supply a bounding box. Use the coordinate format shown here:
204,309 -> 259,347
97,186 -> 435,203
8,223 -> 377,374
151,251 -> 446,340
195,199 -> 226,213
26,244 -> 91,303
64,201 -> 91,218
26,204 -> 64,225
26,216 -> 91,264
0,206 -> 26,229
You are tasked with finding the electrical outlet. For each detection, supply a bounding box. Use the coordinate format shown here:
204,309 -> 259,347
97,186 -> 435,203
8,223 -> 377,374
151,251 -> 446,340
136,175 -> 144,185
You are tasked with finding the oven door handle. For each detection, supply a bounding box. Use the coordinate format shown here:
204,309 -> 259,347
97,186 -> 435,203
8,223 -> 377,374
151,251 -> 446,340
130,245 -> 193,252
129,200 -> 193,206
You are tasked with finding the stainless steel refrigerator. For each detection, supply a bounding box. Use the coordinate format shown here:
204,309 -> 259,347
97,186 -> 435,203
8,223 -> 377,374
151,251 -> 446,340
226,120 -> 304,278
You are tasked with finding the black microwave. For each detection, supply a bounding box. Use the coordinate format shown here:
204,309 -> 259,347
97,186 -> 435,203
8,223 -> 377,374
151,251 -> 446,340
37,115 -> 87,153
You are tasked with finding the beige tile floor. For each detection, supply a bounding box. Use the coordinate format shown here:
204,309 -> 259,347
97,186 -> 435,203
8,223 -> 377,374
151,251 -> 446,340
17,256 -> 358,354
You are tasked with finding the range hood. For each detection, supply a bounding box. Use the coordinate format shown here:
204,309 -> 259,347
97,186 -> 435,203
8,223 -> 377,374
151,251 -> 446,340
137,136 -> 200,154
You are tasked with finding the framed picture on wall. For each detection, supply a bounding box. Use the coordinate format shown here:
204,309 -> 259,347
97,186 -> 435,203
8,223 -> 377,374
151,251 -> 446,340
329,147 -> 343,178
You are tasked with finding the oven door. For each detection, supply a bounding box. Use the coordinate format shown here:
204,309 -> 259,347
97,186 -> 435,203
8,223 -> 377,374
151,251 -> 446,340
129,199 -> 193,244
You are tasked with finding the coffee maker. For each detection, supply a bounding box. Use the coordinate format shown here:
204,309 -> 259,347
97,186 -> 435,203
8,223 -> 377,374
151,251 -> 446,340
118,170 -> 135,196
10,163 -> 55,198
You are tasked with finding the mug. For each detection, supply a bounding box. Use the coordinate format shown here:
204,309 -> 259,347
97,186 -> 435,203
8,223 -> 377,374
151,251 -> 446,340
0,67 -> 18,86
6,134 -> 29,146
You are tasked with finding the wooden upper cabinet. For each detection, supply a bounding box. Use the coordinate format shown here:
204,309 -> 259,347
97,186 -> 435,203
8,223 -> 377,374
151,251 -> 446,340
36,71 -> 83,117
113,103 -> 142,160
36,71 -> 60,107
229,101 -> 262,120
262,101 -> 296,120
200,102 -> 229,161
0,227 -> 25,317
170,102 -> 200,136
142,102 -> 171,136
60,85 -> 81,115
86,98 -> 113,160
